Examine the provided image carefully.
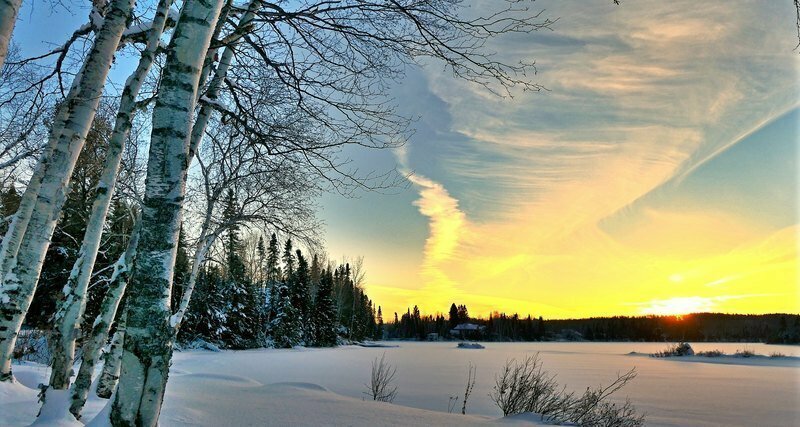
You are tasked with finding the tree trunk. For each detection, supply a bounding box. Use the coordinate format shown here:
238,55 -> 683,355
189,0 -> 260,157
69,216 -> 141,418
110,1 -> 223,425
0,0 -> 22,69
170,230 -> 215,331
96,312 -> 127,399
0,0 -> 134,383
48,0 -> 173,397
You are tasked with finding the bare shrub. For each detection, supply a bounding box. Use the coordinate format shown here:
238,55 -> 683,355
461,363 -> 476,415
12,329 -> 51,365
490,354 -> 565,416
697,349 -> 724,357
769,352 -> 787,358
651,342 -> 694,357
489,353 -> 644,426
365,352 -> 397,402
447,395 -> 458,413
734,347 -> 755,358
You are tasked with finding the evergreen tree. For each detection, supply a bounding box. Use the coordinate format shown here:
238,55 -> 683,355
449,303 -> 459,329
223,190 -> 245,281
376,306 -> 384,340
270,282 -> 301,348
457,304 -> 469,324
219,190 -> 258,348
255,235 -> 267,336
291,249 -> 311,341
266,233 -> 280,283
0,184 -> 21,236
282,238 -> 295,280
264,232 -> 281,321
256,235 -> 266,284
309,253 -> 321,299
180,266 -> 228,344
312,268 -> 337,346
171,225 -> 191,311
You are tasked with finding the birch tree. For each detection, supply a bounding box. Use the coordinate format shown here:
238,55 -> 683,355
0,0 -> 135,383
110,1 -> 225,424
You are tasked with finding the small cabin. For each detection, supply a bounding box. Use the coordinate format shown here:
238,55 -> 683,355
449,323 -> 485,339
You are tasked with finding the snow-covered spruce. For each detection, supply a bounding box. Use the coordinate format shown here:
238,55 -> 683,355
48,0 -> 174,402
0,0 -> 134,384
110,1 -> 225,425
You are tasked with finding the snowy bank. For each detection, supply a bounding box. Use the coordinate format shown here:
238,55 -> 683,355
1,357 -> 546,426
357,342 -> 400,348
627,351 -> 800,367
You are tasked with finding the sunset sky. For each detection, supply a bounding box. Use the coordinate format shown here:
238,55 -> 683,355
320,0 -> 799,319
11,0 -> 798,319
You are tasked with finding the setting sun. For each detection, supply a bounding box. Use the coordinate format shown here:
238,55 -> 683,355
640,297 -> 717,316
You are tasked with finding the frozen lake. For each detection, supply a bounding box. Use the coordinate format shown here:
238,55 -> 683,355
167,341 -> 799,426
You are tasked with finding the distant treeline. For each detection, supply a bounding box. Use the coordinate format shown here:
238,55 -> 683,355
546,313 -> 800,344
387,304 -> 800,344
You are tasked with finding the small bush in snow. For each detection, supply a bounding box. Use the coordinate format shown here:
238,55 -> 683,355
734,347 -> 755,358
651,342 -> 694,357
696,349 -> 724,357
490,353 -> 644,426
769,352 -> 786,358
365,352 -> 397,403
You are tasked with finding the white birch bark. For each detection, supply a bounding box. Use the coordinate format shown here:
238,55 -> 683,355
95,313 -> 126,399
196,0 -> 231,93
0,0 -> 22,69
110,1 -> 223,424
48,0 -> 173,396
0,0 -> 134,383
69,214 -> 141,418
0,80 -> 77,285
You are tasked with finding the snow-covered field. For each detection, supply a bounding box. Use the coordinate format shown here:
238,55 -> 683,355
2,342 -> 798,426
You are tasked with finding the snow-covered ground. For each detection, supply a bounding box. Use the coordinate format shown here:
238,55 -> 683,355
2,342 -> 798,426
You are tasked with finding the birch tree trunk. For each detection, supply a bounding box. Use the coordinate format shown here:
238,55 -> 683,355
0,104 -> 64,279
110,1 -> 223,424
189,0 -> 259,157
69,215 -> 141,418
95,312 -> 126,399
0,0 -> 134,383
48,0 -> 173,397
0,0 -> 22,69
